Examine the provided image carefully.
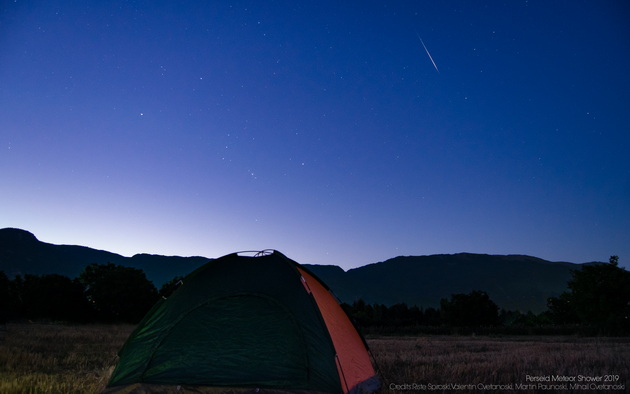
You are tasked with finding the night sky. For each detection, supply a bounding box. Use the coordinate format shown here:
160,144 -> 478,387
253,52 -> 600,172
2,1 -> 629,270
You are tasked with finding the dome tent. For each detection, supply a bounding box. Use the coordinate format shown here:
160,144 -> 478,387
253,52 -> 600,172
105,250 -> 379,393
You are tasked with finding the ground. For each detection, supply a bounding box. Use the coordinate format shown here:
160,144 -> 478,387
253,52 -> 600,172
1,324 -> 628,393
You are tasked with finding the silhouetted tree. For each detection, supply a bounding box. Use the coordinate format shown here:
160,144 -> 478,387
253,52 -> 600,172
0,271 -> 10,324
348,299 -> 442,328
348,299 -> 374,326
422,307 -> 441,326
546,292 -> 579,325
500,309 -> 552,328
16,274 -> 90,322
408,305 -> 423,325
548,256 -> 630,335
388,303 -> 410,326
79,263 -> 158,323
440,290 -> 499,327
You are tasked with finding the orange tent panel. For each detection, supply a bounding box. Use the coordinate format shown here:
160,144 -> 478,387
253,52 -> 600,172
297,267 -> 376,393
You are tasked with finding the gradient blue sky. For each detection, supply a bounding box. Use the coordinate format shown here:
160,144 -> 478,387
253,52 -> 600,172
2,1 -> 629,270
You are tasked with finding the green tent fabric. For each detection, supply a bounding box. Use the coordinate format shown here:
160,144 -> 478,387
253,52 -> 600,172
106,250 -> 379,394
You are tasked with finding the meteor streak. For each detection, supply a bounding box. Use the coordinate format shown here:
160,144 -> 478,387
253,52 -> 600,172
416,32 -> 439,73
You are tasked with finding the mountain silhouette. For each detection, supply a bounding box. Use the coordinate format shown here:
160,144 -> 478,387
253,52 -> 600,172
1,227 -> 592,312
306,254 -> 583,312
0,228 -> 209,287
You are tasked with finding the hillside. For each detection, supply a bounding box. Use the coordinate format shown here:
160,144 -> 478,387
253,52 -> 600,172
1,228 -> 589,312
306,254 -> 580,312
0,228 -> 209,286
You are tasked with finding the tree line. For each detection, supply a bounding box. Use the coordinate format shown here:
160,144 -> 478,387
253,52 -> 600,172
345,256 -> 630,336
0,263 -> 181,324
1,256 -> 628,335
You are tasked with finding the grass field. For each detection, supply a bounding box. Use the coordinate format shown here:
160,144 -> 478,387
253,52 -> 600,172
1,324 -> 628,393
369,336 -> 629,393
0,324 -> 132,393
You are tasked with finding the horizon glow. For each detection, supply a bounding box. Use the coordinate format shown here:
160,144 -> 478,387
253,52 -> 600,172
1,1 -> 629,270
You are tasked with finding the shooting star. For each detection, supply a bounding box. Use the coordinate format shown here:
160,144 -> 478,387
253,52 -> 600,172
416,32 -> 439,73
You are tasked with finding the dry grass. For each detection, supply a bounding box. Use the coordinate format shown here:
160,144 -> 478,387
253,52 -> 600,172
1,324 -> 629,393
0,324 -> 132,393
369,335 -> 630,393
